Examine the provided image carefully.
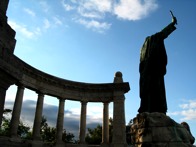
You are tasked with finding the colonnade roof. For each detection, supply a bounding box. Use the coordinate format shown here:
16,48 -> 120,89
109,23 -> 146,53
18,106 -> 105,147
0,50 -> 130,102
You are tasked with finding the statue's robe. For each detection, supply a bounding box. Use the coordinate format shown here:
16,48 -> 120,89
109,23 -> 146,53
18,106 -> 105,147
138,23 -> 176,114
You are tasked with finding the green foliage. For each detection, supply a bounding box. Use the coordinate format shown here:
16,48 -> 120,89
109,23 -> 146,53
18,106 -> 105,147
0,117 -> 10,136
41,125 -> 56,143
0,109 -> 12,136
126,119 -> 133,145
85,124 -> 102,144
62,129 -> 75,143
0,109 -> 30,138
17,120 -> 30,138
84,118 -> 133,145
1,110 -> 75,144
40,116 -> 75,144
85,117 -> 113,145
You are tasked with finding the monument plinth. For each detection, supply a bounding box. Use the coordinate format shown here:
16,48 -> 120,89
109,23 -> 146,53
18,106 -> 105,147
130,112 -> 195,147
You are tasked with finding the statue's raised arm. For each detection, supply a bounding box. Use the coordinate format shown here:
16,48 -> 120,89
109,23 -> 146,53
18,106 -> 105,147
160,11 -> 177,39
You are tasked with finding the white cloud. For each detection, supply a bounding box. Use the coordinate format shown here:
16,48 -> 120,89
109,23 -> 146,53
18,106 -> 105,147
39,1 -> 50,13
53,16 -> 63,26
77,8 -> 103,19
61,0 -> 158,32
77,0 -> 112,19
180,100 -> 196,121
8,20 -> 43,39
79,0 -> 112,13
8,20 -> 34,38
43,18 -> 51,29
169,100 -> 196,121
76,19 -> 111,33
23,8 -> 36,17
35,27 -> 42,36
189,100 -> 196,109
181,109 -> 196,121
180,100 -> 196,110
62,0 -> 158,21
114,0 -> 158,20
92,0 -> 112,12
61,0 -> 74,11
180,103 -> 189,109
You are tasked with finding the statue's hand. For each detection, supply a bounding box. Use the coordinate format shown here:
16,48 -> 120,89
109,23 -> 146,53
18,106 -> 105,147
170,10 -> 177,25
172,16 -> 177,25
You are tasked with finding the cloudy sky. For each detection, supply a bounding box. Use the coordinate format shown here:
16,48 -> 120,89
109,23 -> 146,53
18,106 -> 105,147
4,0 -> 196,140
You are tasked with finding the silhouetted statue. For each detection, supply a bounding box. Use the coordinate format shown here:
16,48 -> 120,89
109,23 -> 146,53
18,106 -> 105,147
0,0 -> 9,14
181,122 -> 195,144
138,11 -> 177,114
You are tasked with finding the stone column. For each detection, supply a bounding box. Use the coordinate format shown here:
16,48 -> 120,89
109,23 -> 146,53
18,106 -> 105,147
0,72 -> 15,127
112,94 -> 126,147
56,98 -> 65,145
0,87 -> 8,126
112,71 -> 127,147
10,84 -> 25,138
79,100 -> 88,144
32,92 -> 44,140
102,102 -> 109,145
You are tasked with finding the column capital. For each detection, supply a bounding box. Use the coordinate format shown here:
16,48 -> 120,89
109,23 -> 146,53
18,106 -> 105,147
36,90 -> 45,95
57,97 -> 66,102
81,98 -> 88,104
103,102 -> 110,105
16,83 -> 25,89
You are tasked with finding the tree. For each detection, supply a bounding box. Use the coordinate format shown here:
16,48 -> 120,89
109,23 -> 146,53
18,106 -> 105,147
1,110 -> 75,144
85,117 -> 113,145
126,119 -> 133,145
40,116 -> 75,144
62,129 -> 75,143
85,118 -> 134,145
0,109 -> 30,138
85,124 -> 102,144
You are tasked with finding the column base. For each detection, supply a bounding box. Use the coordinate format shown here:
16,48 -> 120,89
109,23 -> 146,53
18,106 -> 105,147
111,143 -> 128,147
55,140 -> 65,147
101,142 -> 110,147
31,140 -> 43,147
78,143 -> 88,147
9,136 -> 21,142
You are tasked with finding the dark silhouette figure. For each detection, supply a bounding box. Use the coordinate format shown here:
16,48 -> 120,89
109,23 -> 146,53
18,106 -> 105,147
138,12 -> 177,114
181,122 -> 195,144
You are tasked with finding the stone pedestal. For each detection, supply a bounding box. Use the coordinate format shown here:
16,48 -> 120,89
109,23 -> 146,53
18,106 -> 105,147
130,112 -> 195,147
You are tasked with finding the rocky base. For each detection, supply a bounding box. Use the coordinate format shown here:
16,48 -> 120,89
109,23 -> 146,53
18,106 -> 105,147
130,112 -> 195,147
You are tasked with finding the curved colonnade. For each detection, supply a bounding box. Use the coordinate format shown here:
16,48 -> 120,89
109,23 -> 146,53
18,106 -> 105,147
0,1 -> 130,146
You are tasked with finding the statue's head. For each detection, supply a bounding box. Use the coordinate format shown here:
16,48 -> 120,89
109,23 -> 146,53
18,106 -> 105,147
181,122 -> 190,132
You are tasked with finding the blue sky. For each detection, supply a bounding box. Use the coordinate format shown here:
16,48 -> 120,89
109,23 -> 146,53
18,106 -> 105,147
5,0 -> 196,140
